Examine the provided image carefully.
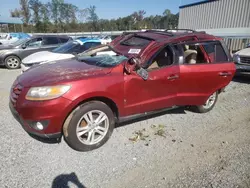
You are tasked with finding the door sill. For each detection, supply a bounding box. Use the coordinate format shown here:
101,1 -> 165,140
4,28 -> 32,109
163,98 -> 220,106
118,106 -> 179,123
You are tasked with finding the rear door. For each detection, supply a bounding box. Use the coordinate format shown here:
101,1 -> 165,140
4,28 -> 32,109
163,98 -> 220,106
176,40 -> 236,106
41,36 -> 61,51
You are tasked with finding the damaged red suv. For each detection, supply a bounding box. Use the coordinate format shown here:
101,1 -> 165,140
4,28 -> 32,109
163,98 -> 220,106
9,29 -> 236,151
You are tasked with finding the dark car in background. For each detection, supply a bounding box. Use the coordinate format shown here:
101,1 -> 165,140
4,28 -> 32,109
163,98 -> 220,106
0,35 -> 72,69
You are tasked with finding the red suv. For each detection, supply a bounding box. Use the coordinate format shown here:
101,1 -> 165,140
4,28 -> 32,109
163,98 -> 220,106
9,29 -> 236,151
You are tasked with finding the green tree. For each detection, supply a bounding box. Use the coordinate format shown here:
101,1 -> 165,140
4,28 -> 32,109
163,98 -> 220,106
10,8 -> 22,18
49,0 -> 64,30
131,10 -> 146,29
87,5 -> 99,31
19,0 -> 31,24
40,3 -> 50,32
78,8 -> 89,23
29,0 -> 42,31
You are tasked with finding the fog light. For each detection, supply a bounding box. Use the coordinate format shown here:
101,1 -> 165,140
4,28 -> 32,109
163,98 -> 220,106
27,120 -> 49,131
36,122 -> 44,130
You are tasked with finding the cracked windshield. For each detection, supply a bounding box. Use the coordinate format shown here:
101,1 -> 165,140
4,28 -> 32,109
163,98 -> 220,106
1,0 -> 250,188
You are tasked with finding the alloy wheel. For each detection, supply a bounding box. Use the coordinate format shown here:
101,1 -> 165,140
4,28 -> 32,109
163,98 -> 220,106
6,57 -> 20,69
203,92 -> 217,109
76,110 -> 109,145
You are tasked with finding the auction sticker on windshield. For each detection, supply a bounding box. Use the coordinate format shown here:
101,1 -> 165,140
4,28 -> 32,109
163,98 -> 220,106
128,49 -> 141,54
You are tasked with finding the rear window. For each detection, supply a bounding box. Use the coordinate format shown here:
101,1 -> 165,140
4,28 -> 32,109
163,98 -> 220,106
43,37 -> 59,45
84,42 -> 101,50
215,43 -> 228,62
60,37 -> 70,43
120,36 -> 152,46
203,42 -> 228,62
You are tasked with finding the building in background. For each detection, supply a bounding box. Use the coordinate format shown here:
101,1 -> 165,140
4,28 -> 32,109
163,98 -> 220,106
178,0 -> 250,52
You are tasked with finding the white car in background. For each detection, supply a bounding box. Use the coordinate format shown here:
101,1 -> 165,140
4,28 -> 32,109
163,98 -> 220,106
98,35 -> 112,44
0,32 -> 30,45
233,46 -> 250,74
21,38 -> 102,73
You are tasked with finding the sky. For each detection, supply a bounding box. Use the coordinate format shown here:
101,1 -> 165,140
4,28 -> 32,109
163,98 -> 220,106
1,0 -> 202,20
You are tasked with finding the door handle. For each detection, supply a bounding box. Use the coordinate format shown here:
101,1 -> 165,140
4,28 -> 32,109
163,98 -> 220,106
218,72 -> 232,77
167,74 -> 179,80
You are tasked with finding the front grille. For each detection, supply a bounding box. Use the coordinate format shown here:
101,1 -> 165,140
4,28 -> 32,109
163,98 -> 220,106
240,56 -> 250,65
10,82 -> 23,105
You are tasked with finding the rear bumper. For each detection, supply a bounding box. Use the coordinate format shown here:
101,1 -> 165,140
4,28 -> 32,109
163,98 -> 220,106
9,101 -> 62,139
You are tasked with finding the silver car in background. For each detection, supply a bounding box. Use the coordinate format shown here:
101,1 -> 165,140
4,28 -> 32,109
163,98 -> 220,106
0,35 -> 72,69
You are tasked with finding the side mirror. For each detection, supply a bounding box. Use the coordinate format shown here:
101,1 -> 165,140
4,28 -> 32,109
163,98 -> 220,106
21,44 -> 27,49
124,57 -> 148,80
124,57 -> 138,74
136,67 -> 148,80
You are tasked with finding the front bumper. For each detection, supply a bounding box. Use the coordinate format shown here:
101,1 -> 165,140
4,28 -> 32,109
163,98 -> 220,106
9,101 -> 62,139
20,63 -> 30,73
235,63 -> 250,73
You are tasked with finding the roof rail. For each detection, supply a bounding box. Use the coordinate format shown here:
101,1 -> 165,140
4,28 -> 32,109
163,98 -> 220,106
122,31 -> 139,35
144,29 -> 174,36
165,29 -> 206,34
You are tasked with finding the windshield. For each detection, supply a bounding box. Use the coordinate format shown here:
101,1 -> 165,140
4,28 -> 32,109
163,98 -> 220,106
77,45 -> 127,67
11,38 -> 29,46
79,54 -> 127,67
52,40 -> 81,53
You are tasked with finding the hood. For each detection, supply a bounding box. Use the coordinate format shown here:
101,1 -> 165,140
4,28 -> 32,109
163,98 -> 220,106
0,45 -> 14,50
0,39 -> 18,45
235,48 -> 250,56
22,51 -> 74,64
17,58 -> 113,87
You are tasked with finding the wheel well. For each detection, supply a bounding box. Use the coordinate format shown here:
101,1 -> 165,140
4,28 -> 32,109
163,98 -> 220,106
62,96 -> 119,138
80,97 -> 119,118
218,87 -> 226,94
4,55 -> 21,62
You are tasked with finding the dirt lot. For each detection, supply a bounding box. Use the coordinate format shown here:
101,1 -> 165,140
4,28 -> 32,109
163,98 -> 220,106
0,68 -> 250,188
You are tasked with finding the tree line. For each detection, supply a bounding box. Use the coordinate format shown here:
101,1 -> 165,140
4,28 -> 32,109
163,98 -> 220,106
9,0 -> 179,33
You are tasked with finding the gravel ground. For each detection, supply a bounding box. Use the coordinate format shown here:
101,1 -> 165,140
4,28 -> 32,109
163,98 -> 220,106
0,68 -> 250,188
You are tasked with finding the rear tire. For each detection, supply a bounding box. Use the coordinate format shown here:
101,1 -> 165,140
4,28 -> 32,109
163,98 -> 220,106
5,55 -> 21,69
64,101 -> 115,152
194,91 -> 218,113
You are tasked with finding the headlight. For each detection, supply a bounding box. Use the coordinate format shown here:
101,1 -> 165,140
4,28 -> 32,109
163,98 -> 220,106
23,61 -> 44,67
233,54 -> 240,63
25,85 -> 71,101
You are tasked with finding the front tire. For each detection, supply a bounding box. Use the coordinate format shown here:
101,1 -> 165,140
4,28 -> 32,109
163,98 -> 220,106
194,91 -> 218,113
5,56 -> 21,69
64,101 -> 115,152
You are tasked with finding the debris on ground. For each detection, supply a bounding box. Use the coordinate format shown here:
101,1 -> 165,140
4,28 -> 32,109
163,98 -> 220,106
129,128 -> 149,142
191,144 -> 194,147
151,124 -> 167,138
129,124 -> 179,145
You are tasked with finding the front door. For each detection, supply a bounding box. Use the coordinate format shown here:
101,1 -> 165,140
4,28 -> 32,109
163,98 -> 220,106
20,37 -> 43,59
176,40 -> 236,106
124,45 -> 180,116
